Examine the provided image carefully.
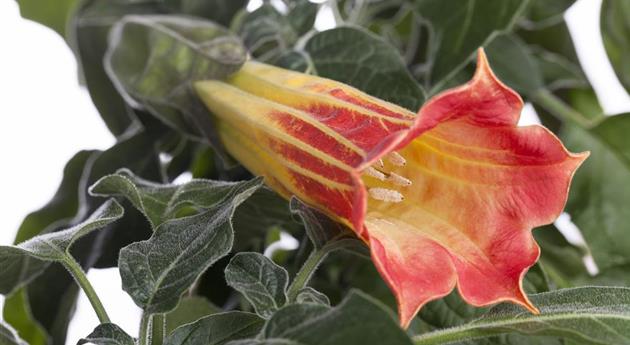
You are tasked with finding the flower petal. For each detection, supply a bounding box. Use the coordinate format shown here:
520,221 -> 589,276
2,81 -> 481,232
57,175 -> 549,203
363,50 -> 588,327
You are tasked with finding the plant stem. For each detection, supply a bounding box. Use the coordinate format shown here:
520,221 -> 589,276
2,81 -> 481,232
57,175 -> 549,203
139,314 -> 153,345
63,256 -> 110,324
286,247 -> 328,301
286,239 -> 358,301
531,89 -> 601,128
151,314 -> 165,345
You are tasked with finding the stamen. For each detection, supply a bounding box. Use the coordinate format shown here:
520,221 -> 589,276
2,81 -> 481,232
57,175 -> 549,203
387,172 -> 412,186
387,151 -> 406,166
375,159 -> 385,168
364,167 -> 386,181
369,188 -> 404,203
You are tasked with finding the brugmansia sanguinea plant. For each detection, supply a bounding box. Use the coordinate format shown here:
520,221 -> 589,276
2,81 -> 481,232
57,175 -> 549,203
196,49 -> 588,327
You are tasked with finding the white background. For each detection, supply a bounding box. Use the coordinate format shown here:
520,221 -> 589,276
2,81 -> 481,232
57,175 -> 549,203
1,0 -> 629,343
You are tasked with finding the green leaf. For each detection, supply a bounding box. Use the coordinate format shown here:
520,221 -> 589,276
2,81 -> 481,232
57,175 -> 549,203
234,5 -> 297,62
106,14 -> 247,140
523,0 -> 575,28
163,296 -> 221,336
416,0 -> 529,90
601,0 -> 630,94
163,0 -> 248,26
0,199 -> 123,295
118,178 -> 262,313
485,34 -> 544,95
164,312 -> 264,345
413,287 -> 630,345
233,188 -> 300,252
15,0 -> 79,38
562,113 -> 630,270
289,198 -> 362,252
304,26 -> 425,110
534,225 -> 589,288
2,291 -> 47,345
255,290 -> 413,345
90,168 -> 262,229
0,321 -> 27,345
225,252 -> 289,318
295,287 -> 330,306
78,323 -> 134,345
287,0 -> 318,36
71,0 -> 162,136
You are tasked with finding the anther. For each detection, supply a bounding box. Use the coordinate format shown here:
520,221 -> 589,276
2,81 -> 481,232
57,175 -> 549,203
387,152 -> 406,166
369,188 -> 404,203
364,167 -> 386,181
375,159 -> 385,168
387,172 -> 412,186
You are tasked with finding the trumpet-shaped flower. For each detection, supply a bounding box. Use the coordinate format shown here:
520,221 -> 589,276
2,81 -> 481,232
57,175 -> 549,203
195,49 -> 587,328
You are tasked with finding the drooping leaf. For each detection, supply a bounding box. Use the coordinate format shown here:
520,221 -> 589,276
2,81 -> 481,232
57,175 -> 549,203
304,26 -> 425,110
163,0 -> 247,26
164,312 -> 264,345
78,323 -> 134,345
71,0 -> 163,136
562,113 -> 630,270
0,321 -> 27,345
416,0 -> 529,90
91,169 -> 262,229
254,290 -> 413,345
0,199 -> 123,295
106,14 -> 247,141
601,0 -> 630,94
15,0 -> 79,38
118,178 -> 262,313
225,252 -> 289,318
413,287 -> 630,345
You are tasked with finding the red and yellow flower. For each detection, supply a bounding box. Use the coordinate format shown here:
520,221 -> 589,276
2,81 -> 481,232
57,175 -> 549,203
195,49 -> 587,328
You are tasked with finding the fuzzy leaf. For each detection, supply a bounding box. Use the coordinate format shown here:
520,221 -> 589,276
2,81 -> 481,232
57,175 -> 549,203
304,26 -> 425,110
413,287 -> 630,345
78,324 -> 134,345
90,169 -> 260,229
106,14 -> 247,140
0,199 -> 123,295
165,312 -> 263,345
288,198 -> 357,251
119,178 -> 261,313
295,287 -> 330,306
562,113 -> 630,270
225,252 -> 289,318
253,290 -> 413,345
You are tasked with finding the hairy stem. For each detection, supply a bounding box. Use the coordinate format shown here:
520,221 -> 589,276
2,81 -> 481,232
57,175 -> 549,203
63,256 -> 110,324
151,314 -> 165,345
286,238 -> 359,301
139,314 -> 153,345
